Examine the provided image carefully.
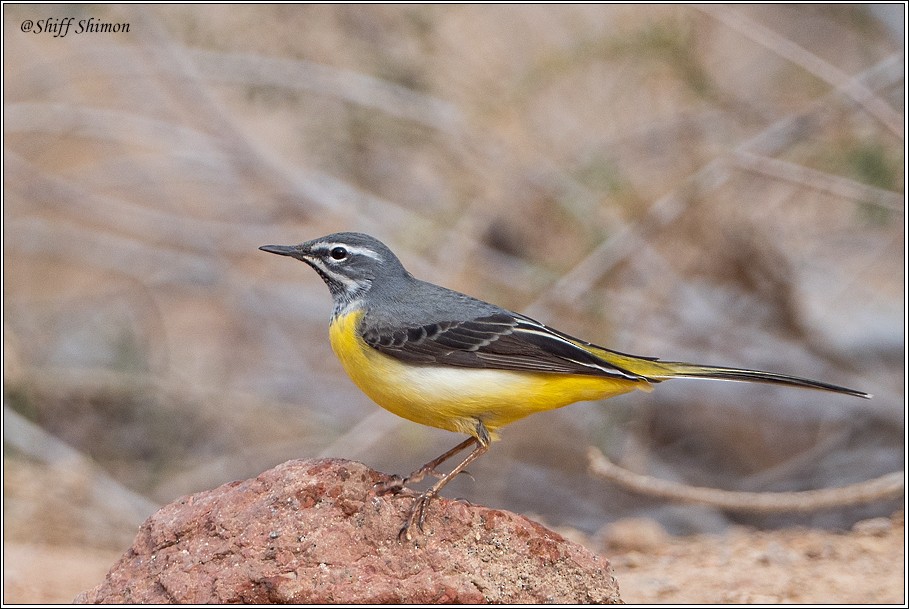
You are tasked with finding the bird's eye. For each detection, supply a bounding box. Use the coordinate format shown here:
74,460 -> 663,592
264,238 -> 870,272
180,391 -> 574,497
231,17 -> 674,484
329,246 -> 348,261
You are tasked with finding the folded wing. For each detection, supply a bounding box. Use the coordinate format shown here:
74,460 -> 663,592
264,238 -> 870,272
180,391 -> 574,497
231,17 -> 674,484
361,312 -> 645,381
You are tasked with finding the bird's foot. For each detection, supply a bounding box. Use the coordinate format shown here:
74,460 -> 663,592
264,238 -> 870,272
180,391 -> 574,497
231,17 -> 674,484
397,490 -> 436,541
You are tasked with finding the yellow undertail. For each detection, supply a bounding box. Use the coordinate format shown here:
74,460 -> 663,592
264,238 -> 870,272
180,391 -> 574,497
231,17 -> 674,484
585,345 -> 869,398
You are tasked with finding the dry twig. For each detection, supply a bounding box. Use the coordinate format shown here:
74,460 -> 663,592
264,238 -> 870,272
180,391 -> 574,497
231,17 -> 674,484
698,5 -> 904,138
528,51 -> 904,315
588,447 -> 904,512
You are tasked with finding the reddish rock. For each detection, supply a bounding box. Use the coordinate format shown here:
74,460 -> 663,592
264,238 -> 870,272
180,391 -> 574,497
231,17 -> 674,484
74,459 -> 622,604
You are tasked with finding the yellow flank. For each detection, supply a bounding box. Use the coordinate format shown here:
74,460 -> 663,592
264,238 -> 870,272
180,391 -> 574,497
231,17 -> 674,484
329,309 -> 651,441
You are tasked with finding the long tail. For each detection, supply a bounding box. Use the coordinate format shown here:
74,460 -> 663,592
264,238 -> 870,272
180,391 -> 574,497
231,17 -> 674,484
646,361 -> 871,398
591,348 -> 871,399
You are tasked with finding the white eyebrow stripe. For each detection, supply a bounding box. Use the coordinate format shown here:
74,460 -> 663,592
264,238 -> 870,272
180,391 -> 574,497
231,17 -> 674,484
322,242 -> 384,262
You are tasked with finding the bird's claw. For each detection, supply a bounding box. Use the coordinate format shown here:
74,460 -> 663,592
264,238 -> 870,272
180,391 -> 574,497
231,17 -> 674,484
398,491 -> 435,542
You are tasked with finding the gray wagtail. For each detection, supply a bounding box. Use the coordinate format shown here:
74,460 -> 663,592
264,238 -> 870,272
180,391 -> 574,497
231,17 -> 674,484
260,232 -> 870,539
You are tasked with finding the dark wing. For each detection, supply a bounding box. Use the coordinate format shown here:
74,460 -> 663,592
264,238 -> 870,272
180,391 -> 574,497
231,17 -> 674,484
361,311 -> 644,380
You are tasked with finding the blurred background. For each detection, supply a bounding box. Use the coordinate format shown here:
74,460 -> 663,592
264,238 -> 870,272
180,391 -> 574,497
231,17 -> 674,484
3,4 -> 904,602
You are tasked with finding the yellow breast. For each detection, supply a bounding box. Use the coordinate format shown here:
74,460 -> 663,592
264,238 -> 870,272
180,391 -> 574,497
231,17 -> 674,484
328,309 -> 650,440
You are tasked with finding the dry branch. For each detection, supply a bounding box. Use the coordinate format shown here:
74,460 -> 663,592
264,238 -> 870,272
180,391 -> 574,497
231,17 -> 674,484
699,5 -> 904,138
588,447 -> 904,513
528,52 -> 904,314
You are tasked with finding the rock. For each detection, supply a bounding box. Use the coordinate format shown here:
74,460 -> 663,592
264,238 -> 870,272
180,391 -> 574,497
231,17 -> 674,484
597,517 -> 670,553
851,516 -> 892,537
74,459 -> 622,604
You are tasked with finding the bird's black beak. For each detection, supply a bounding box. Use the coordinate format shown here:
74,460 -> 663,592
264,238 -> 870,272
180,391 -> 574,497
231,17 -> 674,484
259,244 -> 311,262
259,244 -> 296,256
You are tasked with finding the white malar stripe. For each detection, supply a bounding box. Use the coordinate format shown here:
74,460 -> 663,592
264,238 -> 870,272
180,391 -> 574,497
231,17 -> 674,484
307,257 -> 368,293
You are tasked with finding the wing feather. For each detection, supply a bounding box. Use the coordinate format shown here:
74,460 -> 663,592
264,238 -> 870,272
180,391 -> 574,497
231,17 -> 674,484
361,312 -> 643,380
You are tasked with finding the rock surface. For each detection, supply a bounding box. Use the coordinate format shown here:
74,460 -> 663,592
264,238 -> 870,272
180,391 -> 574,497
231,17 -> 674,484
74,458 -> 622,604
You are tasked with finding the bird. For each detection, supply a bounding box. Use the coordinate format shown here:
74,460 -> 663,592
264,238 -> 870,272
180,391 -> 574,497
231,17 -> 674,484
260,231 -> 870,539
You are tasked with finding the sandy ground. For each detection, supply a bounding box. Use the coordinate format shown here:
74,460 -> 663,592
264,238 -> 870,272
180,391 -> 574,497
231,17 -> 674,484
4,512 -> 903,604
604,512 -> 905,604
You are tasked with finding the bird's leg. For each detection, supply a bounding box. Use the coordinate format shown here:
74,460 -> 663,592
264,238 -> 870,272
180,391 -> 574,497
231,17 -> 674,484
398,421 -> 491,541
399,441 -> 489,540
374,436 -> 478,495
405,437 -> 480,484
